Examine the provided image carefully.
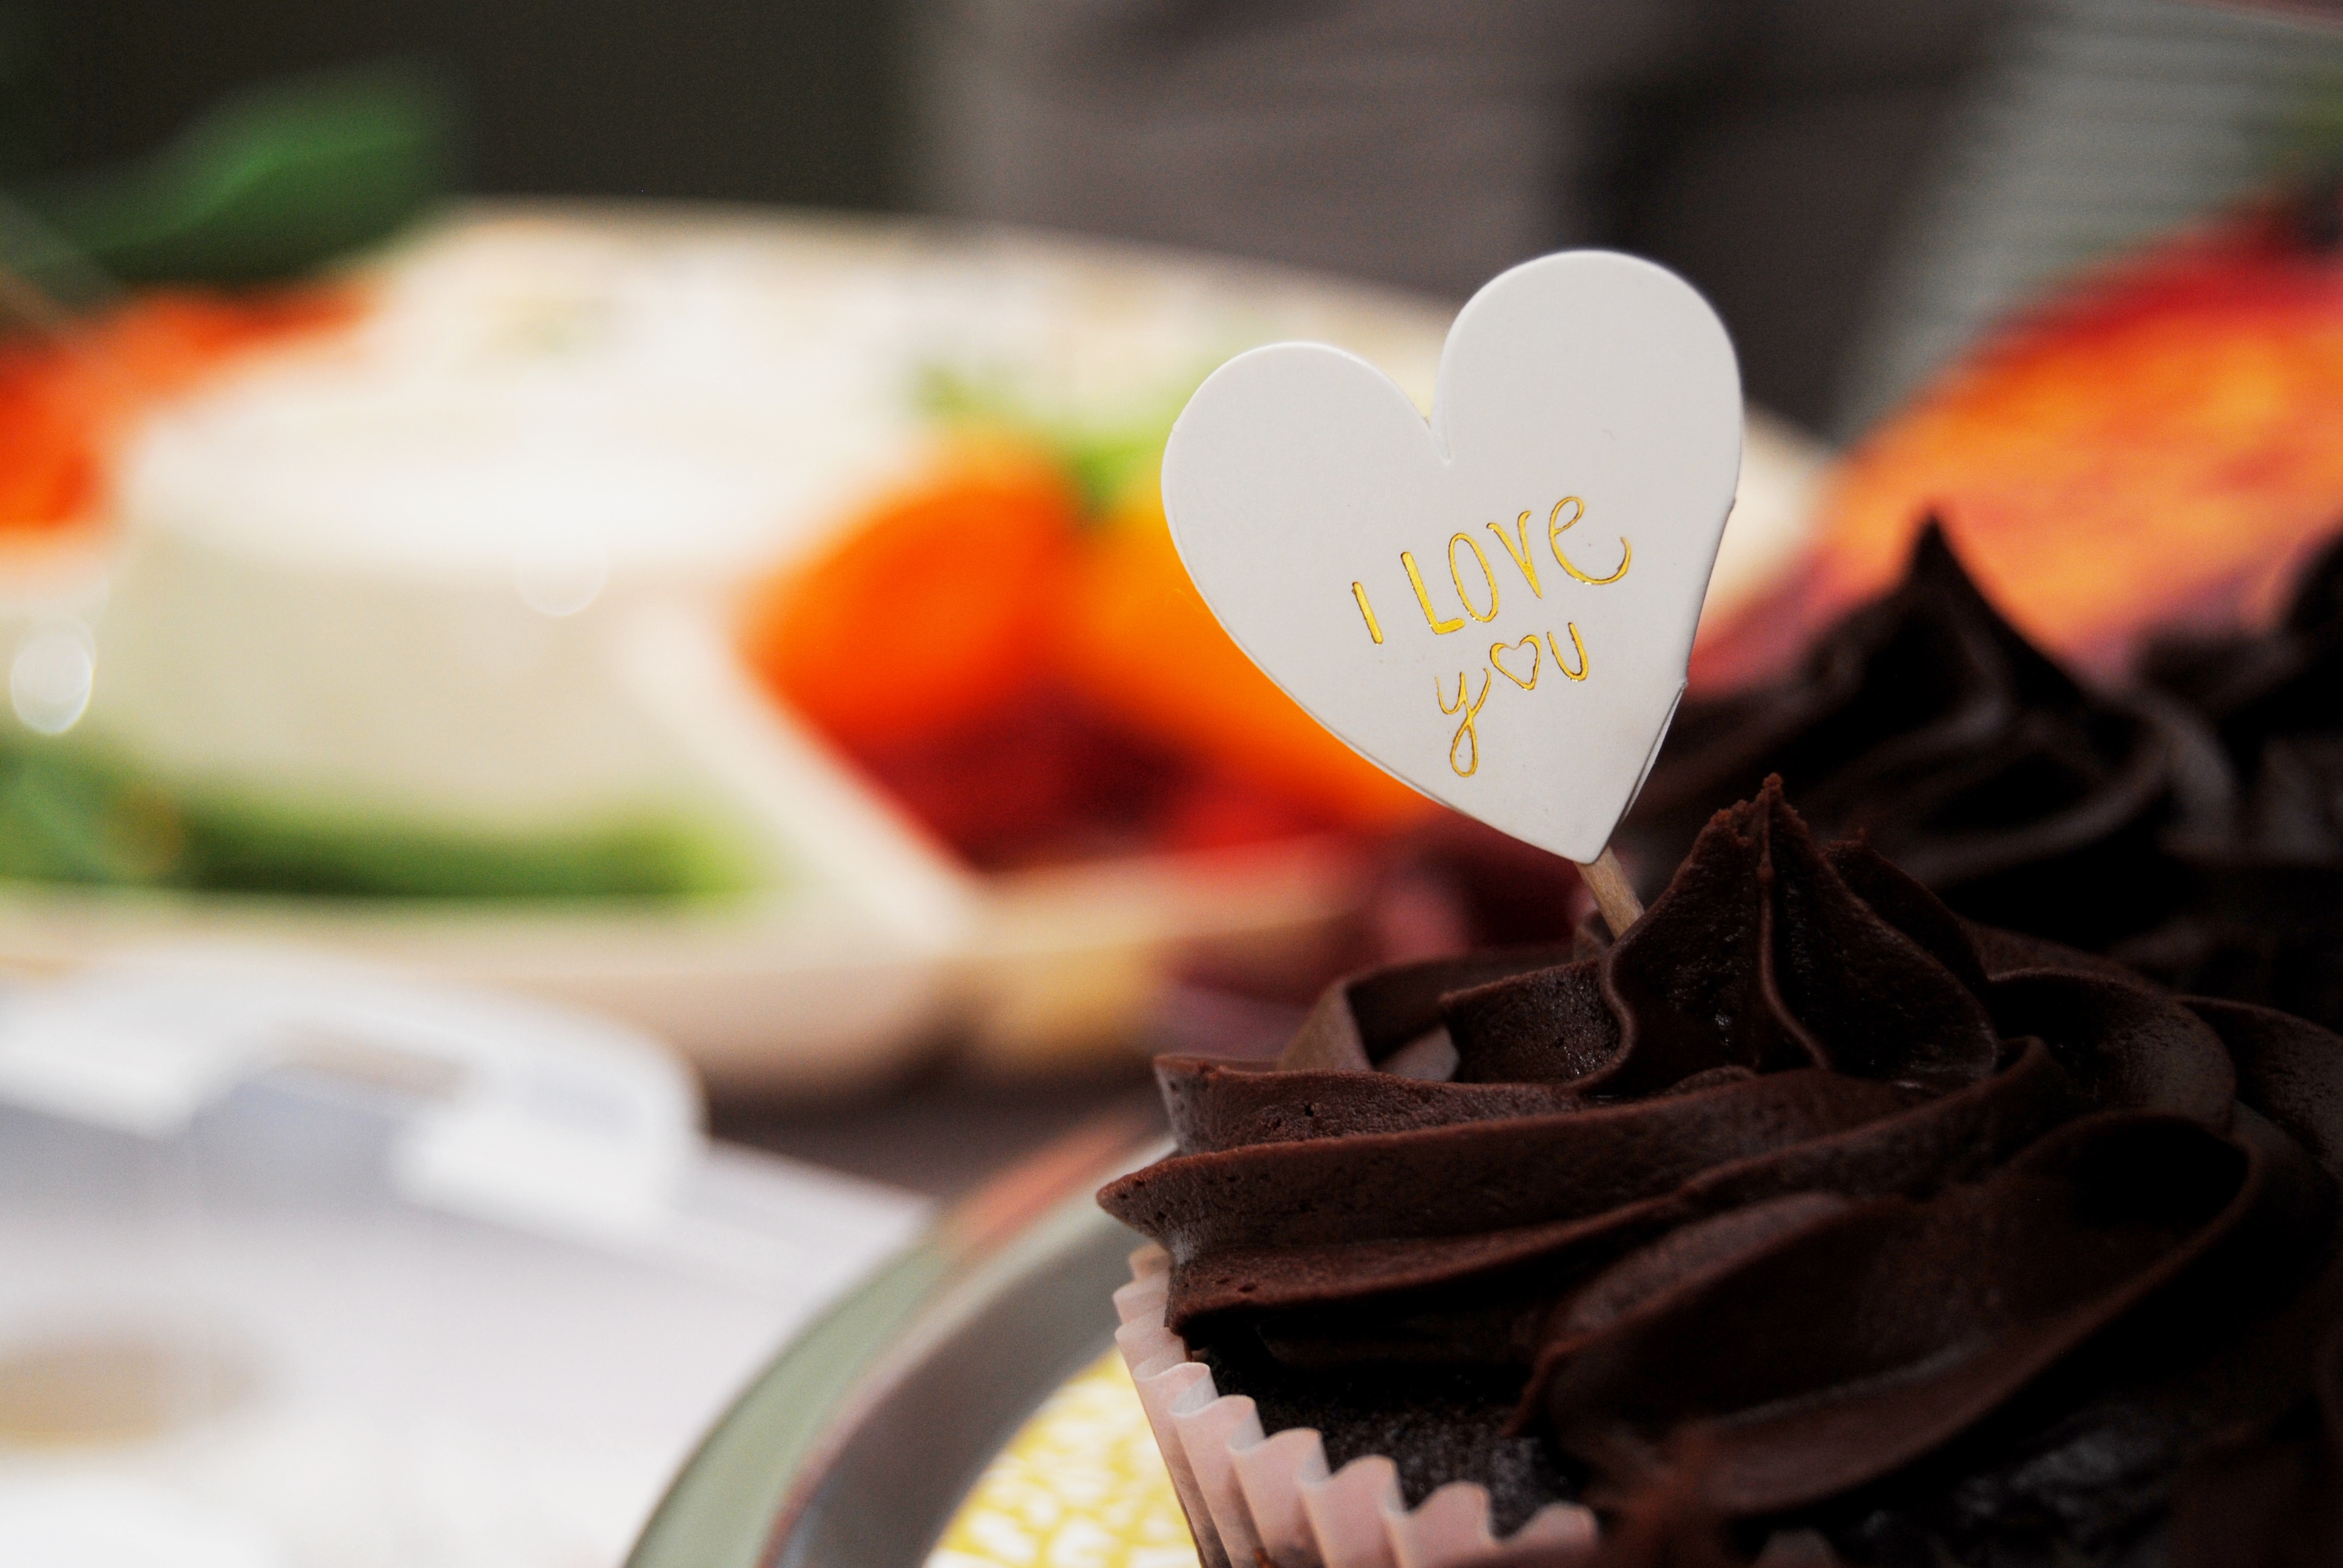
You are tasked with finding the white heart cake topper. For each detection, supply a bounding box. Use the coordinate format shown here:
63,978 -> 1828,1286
1161,250 -> 1742,869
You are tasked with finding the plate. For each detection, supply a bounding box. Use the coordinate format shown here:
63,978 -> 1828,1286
0,206 -> 1825,1092
629,1114 -> 1165,1568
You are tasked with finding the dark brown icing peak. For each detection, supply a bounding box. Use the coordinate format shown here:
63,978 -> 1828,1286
2127,529 -> 2343,1031
1099,785 -> 2343,1564
1593,785 -> 1997,1096
1628,525 -> 2227,950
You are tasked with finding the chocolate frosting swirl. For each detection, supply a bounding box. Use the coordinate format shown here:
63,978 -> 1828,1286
1099,783 -> 2343,1565
2128,529 -> 2343,1031
1628,525 -> 2229,950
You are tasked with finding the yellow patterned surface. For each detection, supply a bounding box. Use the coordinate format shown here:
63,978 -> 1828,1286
927,1351 -> 1199,1568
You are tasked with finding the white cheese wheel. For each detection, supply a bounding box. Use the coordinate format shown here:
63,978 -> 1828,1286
82,204 -> 1464,840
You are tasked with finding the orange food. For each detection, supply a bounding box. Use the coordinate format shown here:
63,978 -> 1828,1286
0,288 -> 356,532
1056,480 -> 1434,831
741,446 -> 1084,750
1751,194 -> 2343,686
744,441 -> 1436,863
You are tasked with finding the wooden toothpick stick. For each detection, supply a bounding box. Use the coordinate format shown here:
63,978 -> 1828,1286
1575,845 -> 1643,938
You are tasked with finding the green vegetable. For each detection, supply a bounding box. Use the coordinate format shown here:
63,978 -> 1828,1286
913,361 -> 1204,516
8,63 -> 454,293
0,736 -> 761,902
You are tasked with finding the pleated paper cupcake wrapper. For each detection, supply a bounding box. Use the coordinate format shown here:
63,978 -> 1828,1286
1114,1246 -> 1599,1568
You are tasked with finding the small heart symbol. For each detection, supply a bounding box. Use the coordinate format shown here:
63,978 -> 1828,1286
1490,635 -> 1541,690
1162,251 -> 1740,861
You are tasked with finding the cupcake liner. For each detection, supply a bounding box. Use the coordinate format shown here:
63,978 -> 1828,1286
1114,1246 -> 1599,1568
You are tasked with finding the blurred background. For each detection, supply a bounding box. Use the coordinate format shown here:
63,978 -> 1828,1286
3,0 -> 2020,429
7,0 -> 2343,1564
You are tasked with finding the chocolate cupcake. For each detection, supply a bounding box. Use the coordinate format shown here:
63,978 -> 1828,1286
1100,783 -> 2343,1566
2126,531 -> 2343,1030
1625,526 -> 2229,950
